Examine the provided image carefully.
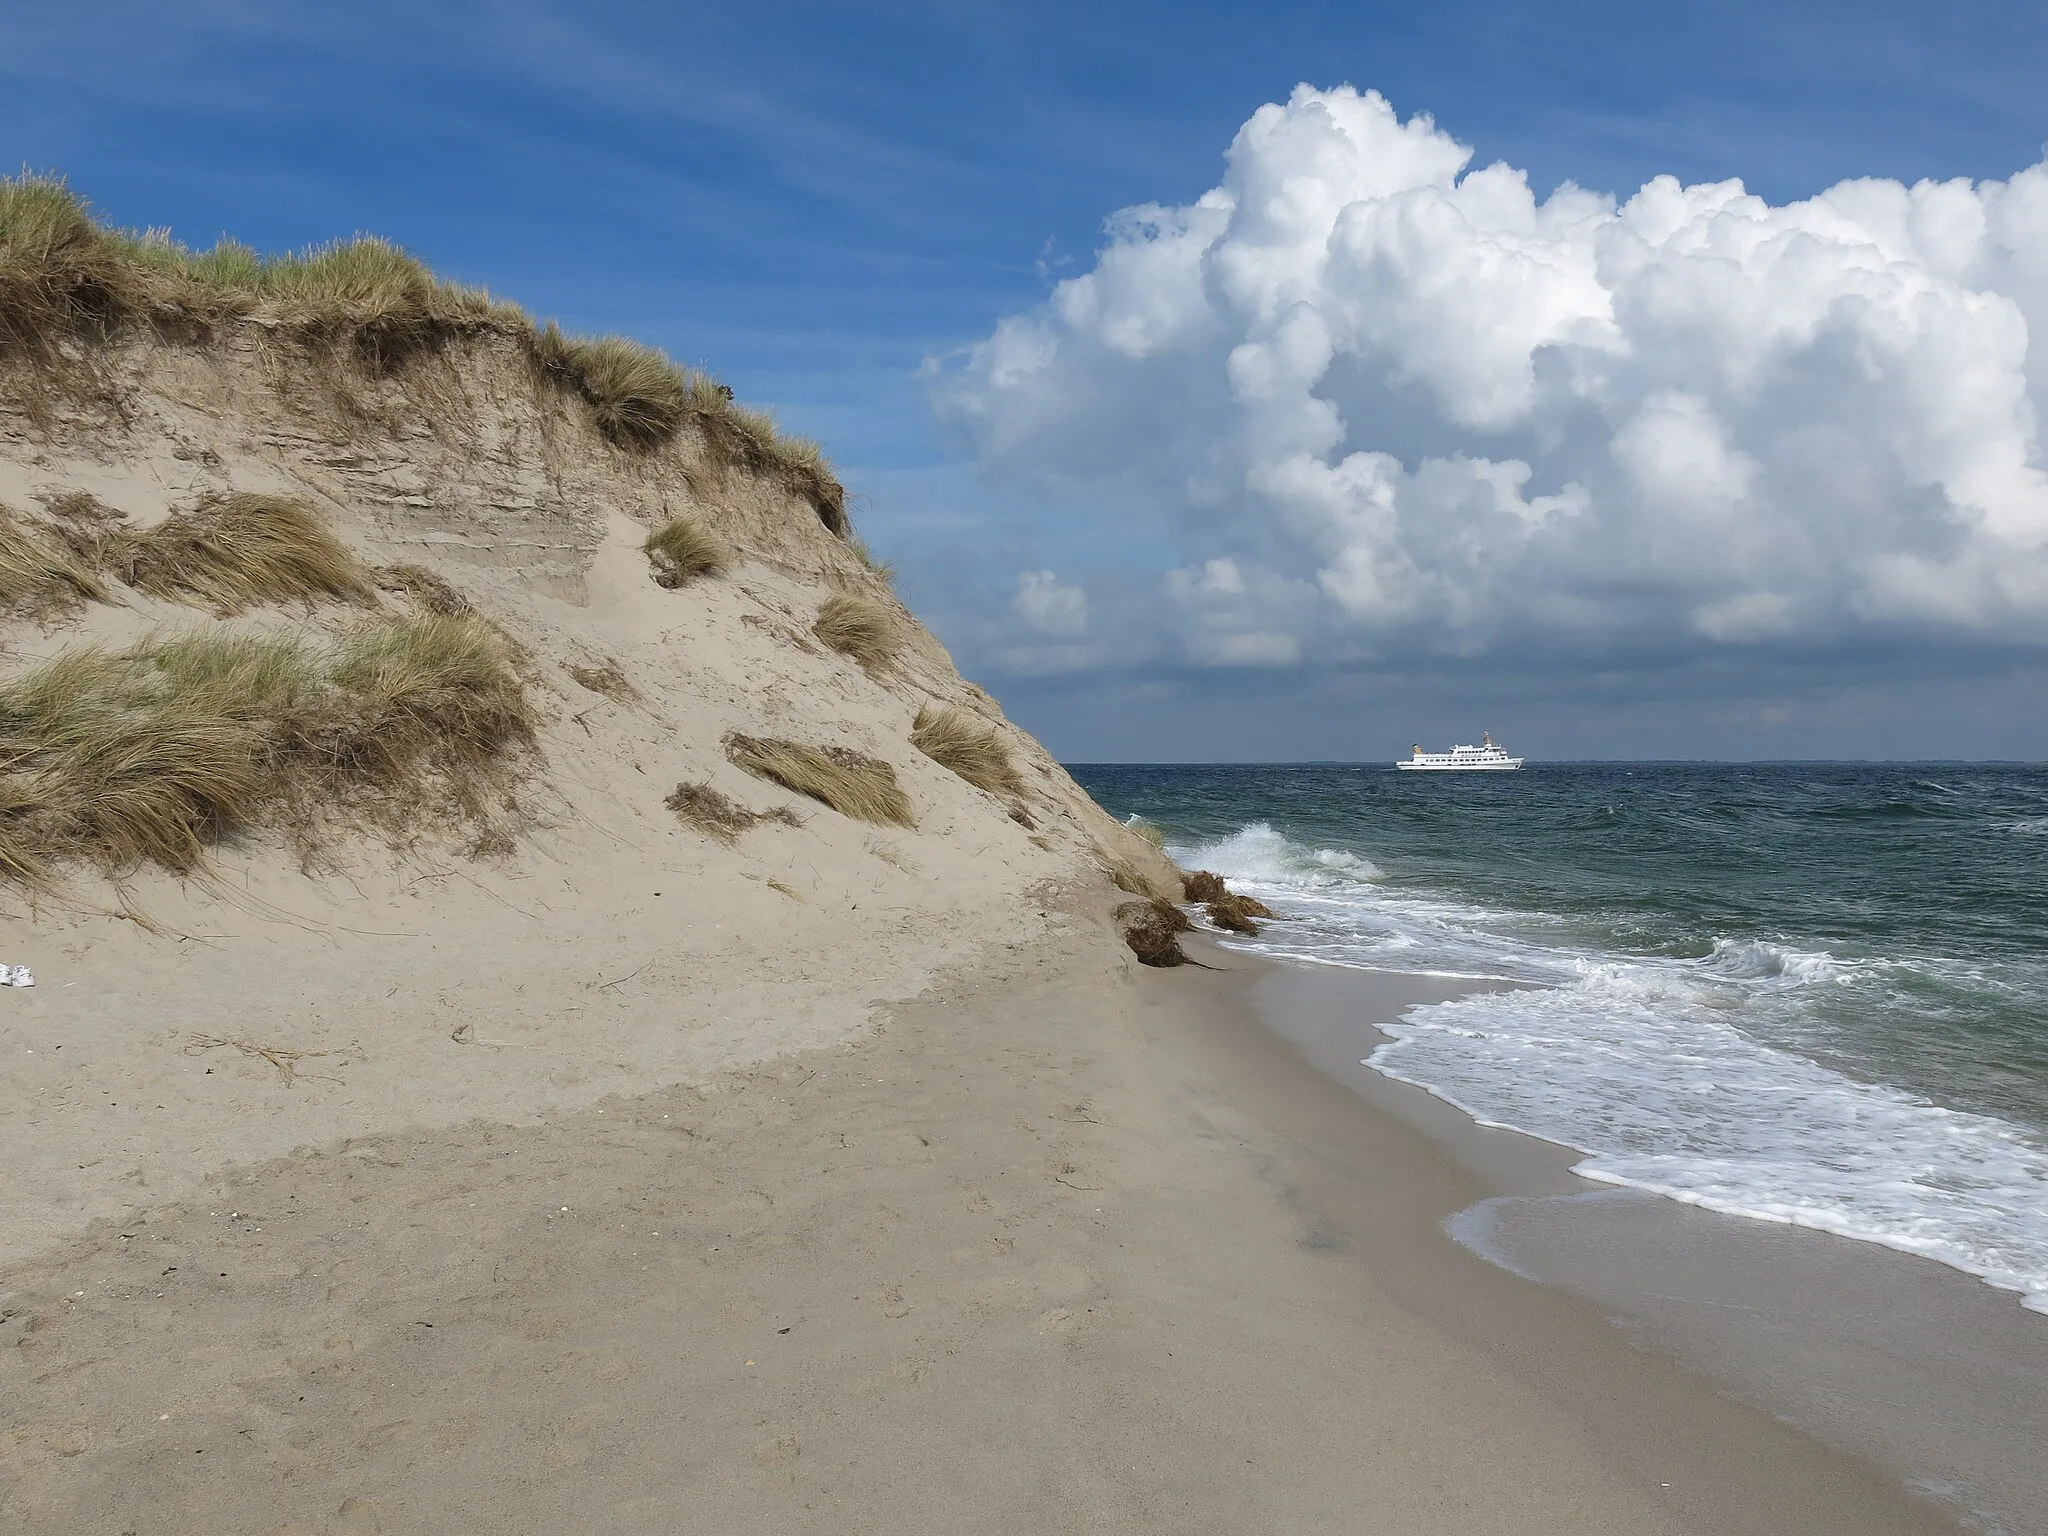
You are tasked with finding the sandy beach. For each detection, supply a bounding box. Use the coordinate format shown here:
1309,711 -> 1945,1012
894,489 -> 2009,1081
0,905 -> 1960,1534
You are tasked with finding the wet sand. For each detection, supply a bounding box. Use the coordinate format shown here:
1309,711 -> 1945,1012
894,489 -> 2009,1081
1252,959 -> 2048,1536
0,912 -> 1959,1533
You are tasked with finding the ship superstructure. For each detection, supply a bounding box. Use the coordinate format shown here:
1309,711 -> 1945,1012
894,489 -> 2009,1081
1397,732 -> 1524,771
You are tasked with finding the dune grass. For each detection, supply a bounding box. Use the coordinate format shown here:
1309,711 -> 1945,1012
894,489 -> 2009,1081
0,503 -> 108,616
566,659 -> 638,701
0,641 -> 284,879
116,493 -> 372,613
1,174 -> 500,370
374,562 -> 472,616
910,703 -> 1022,799
1126,817 -> 1168,851
642,515 -> 728,587
848,535 -> 895,585
724,732 -> 913,827
315,613 -> 533,793
1,174 -> 850,530
1106,851 -> 1181,904
534,327 -> 701,451
813,593 -> 900,673
663,781 -> 802,843
0,615 -> 532,884
0,176 -> 153,366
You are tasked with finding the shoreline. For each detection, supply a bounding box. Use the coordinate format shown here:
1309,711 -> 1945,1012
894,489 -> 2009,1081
1230,948 -> 2048,1535
0,907 -> 1966,1533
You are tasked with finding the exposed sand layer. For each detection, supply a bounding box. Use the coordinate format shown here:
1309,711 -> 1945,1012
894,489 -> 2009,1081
0,916 -> 1951,1534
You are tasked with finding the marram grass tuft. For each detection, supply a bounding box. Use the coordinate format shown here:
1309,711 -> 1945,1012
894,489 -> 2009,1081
724,733 -> 913,828
0,616 -> 532,885
117,493 -> 372,614
813,593 -> 900,673
642,516 -> 728,587
910,704 -> 1022,799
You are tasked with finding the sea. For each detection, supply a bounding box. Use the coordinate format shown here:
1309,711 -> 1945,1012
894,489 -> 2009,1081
1068,762 -> 2048,1318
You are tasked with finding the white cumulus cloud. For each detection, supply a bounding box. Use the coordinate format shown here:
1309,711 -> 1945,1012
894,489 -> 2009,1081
935,85 -> 2048,669
1012,569 -> 1089,637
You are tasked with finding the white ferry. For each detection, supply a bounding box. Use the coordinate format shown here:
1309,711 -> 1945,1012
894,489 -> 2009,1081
1397,732 -> 1524,771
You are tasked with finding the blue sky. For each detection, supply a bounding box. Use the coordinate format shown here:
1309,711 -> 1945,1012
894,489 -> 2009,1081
6,1 -> 2047,759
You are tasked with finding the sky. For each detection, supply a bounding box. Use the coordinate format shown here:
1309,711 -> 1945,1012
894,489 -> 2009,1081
5,1 -> 2048,760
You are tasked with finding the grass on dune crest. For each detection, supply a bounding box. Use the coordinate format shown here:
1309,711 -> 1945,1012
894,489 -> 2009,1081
534,327 -> 701,451
641,515 -> 728,587
116,493 -> 373,614
724,733 -> 913,828
0,615 -> 532,884
910,703 -> 1022,799
1,174 -> 850,532
813,593 -> 901,672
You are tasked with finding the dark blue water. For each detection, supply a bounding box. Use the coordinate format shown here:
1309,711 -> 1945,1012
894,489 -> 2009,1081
1070,762 -> 2048,1313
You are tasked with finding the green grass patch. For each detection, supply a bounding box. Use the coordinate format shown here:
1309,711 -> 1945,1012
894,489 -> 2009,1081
0,615 -> 532,884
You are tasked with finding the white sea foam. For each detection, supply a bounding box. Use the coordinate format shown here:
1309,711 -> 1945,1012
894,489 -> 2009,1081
1181,821 -> 2048,1316
1176,822 -> 1383,887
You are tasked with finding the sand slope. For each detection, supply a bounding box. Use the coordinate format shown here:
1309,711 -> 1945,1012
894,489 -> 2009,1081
0,324 -> 1173,1264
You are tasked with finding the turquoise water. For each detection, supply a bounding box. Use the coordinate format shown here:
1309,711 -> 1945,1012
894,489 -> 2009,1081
1070,762 -> 2048,1312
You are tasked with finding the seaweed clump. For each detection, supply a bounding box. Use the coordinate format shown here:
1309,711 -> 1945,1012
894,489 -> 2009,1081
1117,897 -> 1194,967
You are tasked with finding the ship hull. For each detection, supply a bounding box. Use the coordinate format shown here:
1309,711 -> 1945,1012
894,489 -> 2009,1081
1396,760 -> 1523,771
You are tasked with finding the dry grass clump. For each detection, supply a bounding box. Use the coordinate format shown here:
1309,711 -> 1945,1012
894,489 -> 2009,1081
0,616 -> 532,884
118,493 -> 371,613
642,515 -> 728,587
1117,898 -> 1194,968
1182,868 -> 1228,903
375,562 -> 471,616
0,503 -> 108,616
813,593 -> 900,672
566,659 -> 638,701
39,490 -> 130,569
911,703 -> 1022,798
724,733 -> 913,827
663,781 -> 801,843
